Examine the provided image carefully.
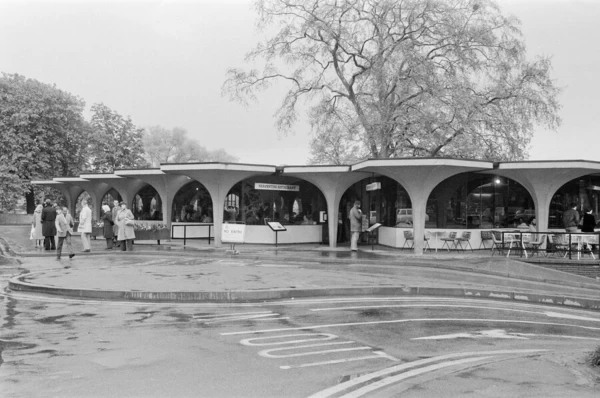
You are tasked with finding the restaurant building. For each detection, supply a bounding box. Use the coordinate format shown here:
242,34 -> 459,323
32,158 -> 600,254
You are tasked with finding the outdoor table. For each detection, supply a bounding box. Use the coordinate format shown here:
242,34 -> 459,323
504,231 -> 529,258
428,230 -> 447,252
573,234 -> 597,260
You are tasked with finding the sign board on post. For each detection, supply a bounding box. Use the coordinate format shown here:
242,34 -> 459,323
267,222 -> 287,232
222,223 -> 246,243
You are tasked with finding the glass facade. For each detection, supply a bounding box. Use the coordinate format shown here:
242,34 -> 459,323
101,188 -> 121,207
427,173 -> 534,229
338,176 -> 411,243
549,175 -> 600,228
171,181 -> 213,222
226,176 -> 327,225
132,184 -> 162,220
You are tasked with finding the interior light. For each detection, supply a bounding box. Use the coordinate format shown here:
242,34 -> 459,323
495,178 -> 501,184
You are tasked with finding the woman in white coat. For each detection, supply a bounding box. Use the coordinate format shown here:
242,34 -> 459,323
116,202 -> 136,251
31,204 -> 44,248
78,199 -> 93,252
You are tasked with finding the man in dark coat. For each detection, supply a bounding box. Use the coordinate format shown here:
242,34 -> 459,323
41,199 -> 57,250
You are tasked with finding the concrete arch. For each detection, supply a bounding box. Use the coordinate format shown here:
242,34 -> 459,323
429,171 -> 535,229
161,164 -> 277,246
352,159 -> 494,254
131,184 -> 164,221
171,180 -> 213,222
281,168 -> 371,248
493,164 -> 600,232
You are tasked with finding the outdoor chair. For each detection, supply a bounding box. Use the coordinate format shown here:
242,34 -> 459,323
491,231 -> 508,256
440,232 -> 457,251
479,230 -> 493,249
455,231 -> 473,252
525,234 -> 546,257
424,232 -> 431,252
402,230 -> 414,250
550,234 -> 569,257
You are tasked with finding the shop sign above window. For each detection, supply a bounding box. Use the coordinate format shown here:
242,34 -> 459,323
255,183 -> 300,192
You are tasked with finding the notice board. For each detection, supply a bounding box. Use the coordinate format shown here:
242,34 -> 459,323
222,223 -> 246,243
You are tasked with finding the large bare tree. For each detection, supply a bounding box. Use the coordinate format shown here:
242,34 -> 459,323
223,0 -> 561,162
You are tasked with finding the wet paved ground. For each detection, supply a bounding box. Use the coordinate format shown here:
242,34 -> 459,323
1,225 -> 600,396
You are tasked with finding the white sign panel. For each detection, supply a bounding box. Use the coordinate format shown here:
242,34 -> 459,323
366,182 -> 381,191
255,183 -> 300,192
222,223 -> 246,243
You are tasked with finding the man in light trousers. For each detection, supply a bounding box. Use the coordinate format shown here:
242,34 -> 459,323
79,199 -> 92,252
349,200 -> 363,251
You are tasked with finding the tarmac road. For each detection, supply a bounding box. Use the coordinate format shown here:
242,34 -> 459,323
0,225 -> 599,397
1,292 -> 599,397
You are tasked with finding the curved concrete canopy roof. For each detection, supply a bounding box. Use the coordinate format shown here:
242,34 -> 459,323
351,157 -> 494,171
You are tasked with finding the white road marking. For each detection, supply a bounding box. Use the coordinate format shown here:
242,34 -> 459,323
240,333 -> 339,346
543,311 -> 600,322
307,349 -> 548,398
341,356 -> 497,397
205,314 -> 281,323
281,351 -> 397,370
221,318 -> 600,336
311,304 -> 538,315
259,343 -> 371,358
193,311 -> 273,318
413,329 -> 530,340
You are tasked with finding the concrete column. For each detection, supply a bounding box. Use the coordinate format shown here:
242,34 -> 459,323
90,190 -> 103,221
409,190 -> 428,254
324,190 -> 341,248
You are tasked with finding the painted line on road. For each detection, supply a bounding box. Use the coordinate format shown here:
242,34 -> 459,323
306,349 -> 548,398
341,356 -> 496,397
205,314 -> 281,324
310,304 -> 600,322
311,304 -> 538,315
193,311 -> 273,318
240,333 -> 339,346
281,351 -> 397,370
221,318 -> 600,336
259,343 -> 370,358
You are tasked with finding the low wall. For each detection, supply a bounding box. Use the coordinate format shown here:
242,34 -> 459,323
244,225 -> 322,244
379,226 -> 493,250
0,214 -> 32,225
170,223 -> 323,244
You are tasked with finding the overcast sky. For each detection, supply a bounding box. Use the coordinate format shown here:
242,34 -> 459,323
1,0 -> 599,165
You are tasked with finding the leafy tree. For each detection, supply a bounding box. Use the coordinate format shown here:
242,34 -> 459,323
143,125 -> 238,167
0,73 -> 90,212
88,103 -> 148,172
223,0 -> 561,162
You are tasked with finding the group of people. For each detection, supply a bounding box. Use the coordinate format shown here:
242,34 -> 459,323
31,198 -> 137,259
99,199 -> 136,251
31,199 -> 77,259
562,202 -> 597,233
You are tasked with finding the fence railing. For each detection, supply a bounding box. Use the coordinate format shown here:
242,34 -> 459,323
170,223 -> 213,246
493,230 -> 599,259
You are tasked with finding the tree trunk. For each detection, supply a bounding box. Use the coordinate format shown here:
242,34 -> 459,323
25,188 -> 36,214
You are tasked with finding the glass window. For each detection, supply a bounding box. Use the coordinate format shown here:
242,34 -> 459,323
427,173 -> 535,229
132,184 -> 162,220
171,181 -> 212,222
227,176 -> 326,225
101,188 -> 121,208
549,175 -> 600,228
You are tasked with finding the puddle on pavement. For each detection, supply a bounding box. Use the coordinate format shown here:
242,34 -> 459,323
35,315 -> 67,324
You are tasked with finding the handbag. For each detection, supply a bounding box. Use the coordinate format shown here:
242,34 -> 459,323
125,219 -> 135,226
29,225 -> 35,240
